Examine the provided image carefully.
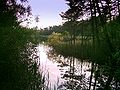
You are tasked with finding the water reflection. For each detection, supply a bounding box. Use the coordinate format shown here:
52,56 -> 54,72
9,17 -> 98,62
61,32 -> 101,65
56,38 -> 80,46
37,44 -> 92,90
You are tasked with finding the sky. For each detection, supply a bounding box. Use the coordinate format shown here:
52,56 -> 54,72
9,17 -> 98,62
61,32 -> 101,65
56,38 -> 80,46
26,0 -> 68,29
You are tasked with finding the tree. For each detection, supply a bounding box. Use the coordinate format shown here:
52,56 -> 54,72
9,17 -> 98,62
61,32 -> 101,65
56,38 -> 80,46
0,0 -> 44,90
62,0 -> 120,89
0,0 -> 31,27
47,32 -> 63,46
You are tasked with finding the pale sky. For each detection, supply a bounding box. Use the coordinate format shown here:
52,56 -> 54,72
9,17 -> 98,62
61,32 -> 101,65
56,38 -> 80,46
26,0 -> 68,29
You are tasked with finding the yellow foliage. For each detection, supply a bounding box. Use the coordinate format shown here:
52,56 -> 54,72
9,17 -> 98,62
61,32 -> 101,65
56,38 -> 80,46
47,32 -> 63,46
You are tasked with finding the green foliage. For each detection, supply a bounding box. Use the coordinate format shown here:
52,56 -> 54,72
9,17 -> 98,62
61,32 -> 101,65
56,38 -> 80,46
0,27 -> 42,90
46,16 -> 120,89
59,0 -> 120,89
0,0 -> 45,89
47,32 -> 63,46
39,25 -> 63,35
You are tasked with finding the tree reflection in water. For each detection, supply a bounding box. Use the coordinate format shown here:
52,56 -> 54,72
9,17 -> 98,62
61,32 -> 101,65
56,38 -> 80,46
46,45 -> 92,90
38,45 -> 120,90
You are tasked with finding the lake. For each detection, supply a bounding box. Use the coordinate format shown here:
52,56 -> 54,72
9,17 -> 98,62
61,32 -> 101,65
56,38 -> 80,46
37,44 -> 92,90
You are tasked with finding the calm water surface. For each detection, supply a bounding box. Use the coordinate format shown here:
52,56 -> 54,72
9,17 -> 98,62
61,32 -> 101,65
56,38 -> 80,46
37,44 -> 91,90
